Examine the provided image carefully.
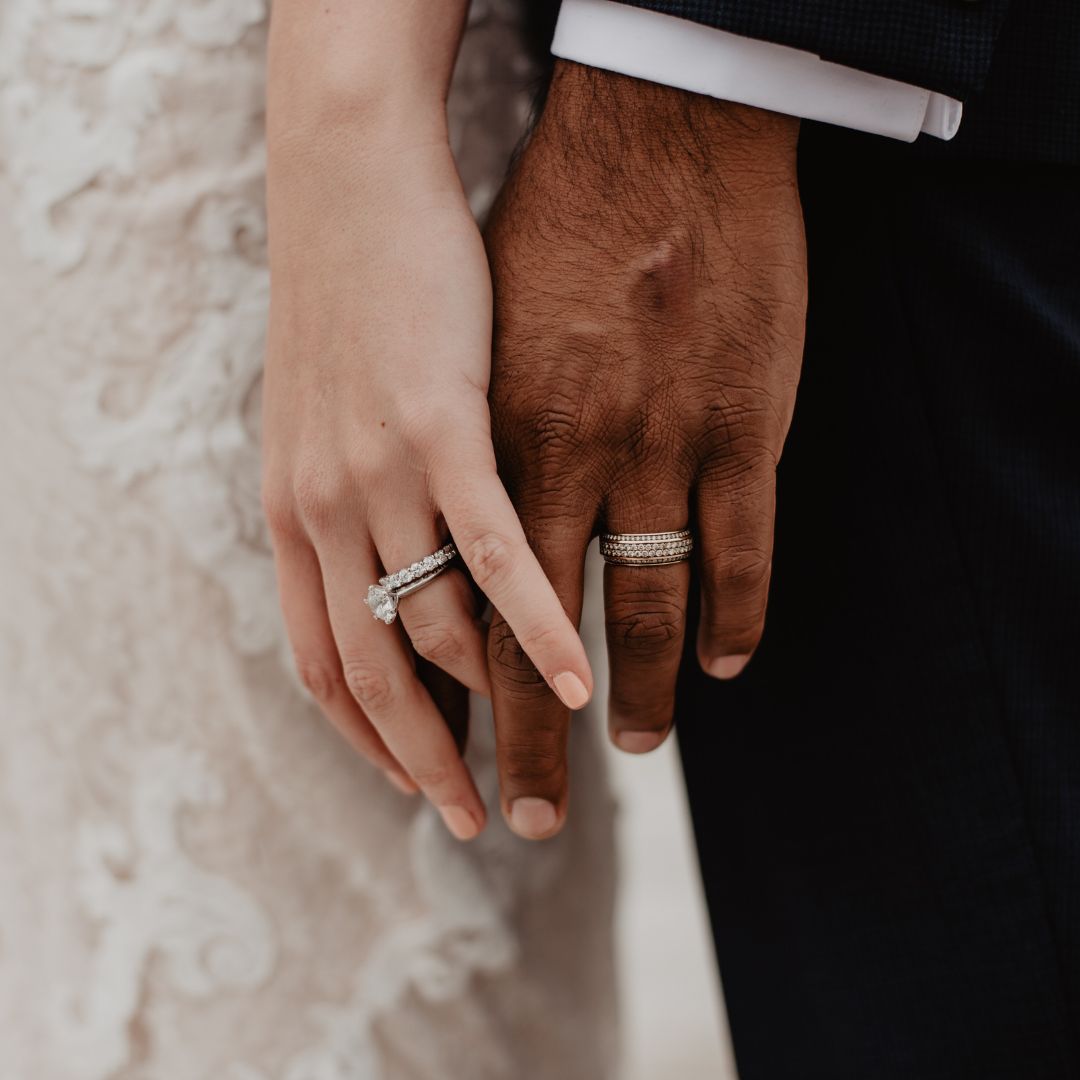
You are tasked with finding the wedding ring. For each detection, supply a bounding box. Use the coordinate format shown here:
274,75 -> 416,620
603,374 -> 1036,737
599,529 -> 693,567
366,542 -> 458,625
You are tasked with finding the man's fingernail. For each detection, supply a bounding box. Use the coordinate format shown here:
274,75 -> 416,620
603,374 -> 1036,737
439,805 -> 481,842
614,730 -> 665,754
509,797 -> 558,840
387,770 -> 419,795
552,671 -> 590,710
706,654 -> 751,680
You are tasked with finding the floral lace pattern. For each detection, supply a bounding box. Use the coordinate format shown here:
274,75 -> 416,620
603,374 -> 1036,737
0,2 -> 617,1076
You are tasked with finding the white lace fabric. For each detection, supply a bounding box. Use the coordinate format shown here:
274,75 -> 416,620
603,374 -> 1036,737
0,2 -> 617,1077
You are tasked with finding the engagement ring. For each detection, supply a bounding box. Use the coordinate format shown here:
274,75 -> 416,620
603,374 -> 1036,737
366,542 -> 458,625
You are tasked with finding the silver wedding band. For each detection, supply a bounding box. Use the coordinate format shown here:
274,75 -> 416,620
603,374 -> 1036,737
599,528 -> 693,567
366,542 -> 458,625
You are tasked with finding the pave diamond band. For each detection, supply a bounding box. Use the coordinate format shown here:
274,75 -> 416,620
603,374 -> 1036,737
599,528 -> 693,567
378,543 -> 457,589
366,543 -> 458,625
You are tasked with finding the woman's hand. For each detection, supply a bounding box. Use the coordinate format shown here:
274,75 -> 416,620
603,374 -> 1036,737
261,13 -> 593,841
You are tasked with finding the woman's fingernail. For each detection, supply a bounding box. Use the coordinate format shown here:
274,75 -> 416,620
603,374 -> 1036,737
552,671 -> 590,710
439,805 -> 481,842
706,654 -> 751,680
614,730 -> 665,754
387,770 -> 419,796
509,797 -> 558,840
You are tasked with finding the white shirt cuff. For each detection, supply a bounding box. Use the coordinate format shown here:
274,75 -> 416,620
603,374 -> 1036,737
552,0 -> 963,143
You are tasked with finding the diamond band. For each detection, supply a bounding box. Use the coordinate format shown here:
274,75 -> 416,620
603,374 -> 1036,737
378,543 -> 457,590
367,542 -> 458,625
599,529 -> 693,567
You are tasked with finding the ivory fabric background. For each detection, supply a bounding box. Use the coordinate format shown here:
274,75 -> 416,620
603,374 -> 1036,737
0,3 -> 618,1077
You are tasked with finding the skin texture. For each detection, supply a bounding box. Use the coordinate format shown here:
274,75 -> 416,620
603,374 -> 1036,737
262,3 -> 594,841
485,61 -> 808,839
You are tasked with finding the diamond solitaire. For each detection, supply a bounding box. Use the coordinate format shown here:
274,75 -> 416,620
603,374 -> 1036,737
365,542 -> 459,625
366,584 -> 399,625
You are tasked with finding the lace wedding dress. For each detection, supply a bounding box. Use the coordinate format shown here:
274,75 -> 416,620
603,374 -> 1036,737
0,2 -> 617,1077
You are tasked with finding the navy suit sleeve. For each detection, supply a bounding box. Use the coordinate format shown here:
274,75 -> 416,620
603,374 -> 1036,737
606,0 -> 1011,99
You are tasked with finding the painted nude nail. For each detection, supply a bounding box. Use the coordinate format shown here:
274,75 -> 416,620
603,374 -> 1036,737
439,805 -> 481,842
552,671 -> 590,710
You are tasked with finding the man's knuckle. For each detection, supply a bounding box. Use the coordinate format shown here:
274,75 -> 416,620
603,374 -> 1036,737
488,623 -> 546,695
488,623 -> 530,673
496,386 -> 597,463
530,401 -> 588,454
702,394 -> 778,459
704,547 -> 771,596
617,402 -> 683,470
607,597 -> 684,660
341,659 -> 396,713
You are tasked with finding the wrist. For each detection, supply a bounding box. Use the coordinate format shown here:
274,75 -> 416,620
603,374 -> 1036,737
536,60 -> 799,198
267,80 -> 450,167
266,8 -> 459,166
266,70 -> 464,222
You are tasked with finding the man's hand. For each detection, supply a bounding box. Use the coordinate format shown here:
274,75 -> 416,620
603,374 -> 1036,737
485,61 -> 807,839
